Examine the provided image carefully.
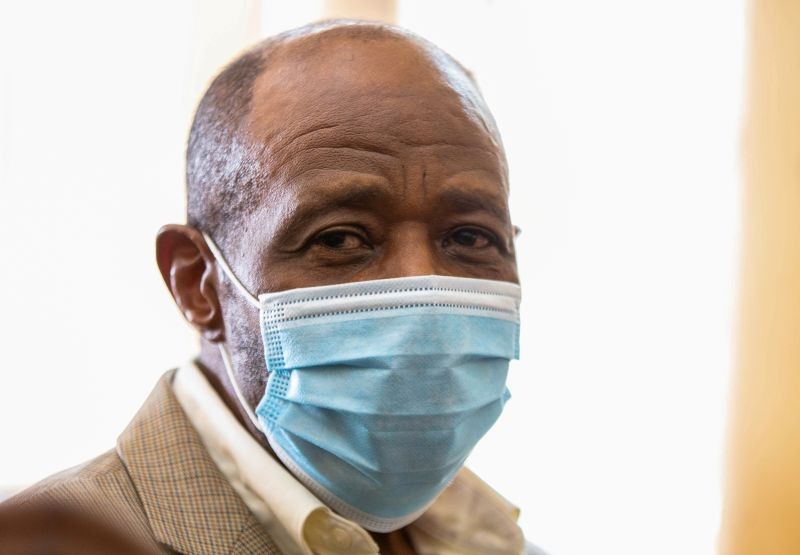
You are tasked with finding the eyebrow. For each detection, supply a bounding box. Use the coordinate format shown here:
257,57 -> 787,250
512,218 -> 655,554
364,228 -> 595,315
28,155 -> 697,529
308,181 -> 392,209
276,178 -> 393,240
436,186 -> 511,223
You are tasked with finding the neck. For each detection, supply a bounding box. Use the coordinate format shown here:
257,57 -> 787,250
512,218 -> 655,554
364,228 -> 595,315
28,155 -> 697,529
195,338 -> 272,453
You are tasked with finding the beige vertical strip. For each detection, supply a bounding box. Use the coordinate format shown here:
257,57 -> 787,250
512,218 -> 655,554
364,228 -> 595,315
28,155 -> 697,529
322,0 -> 397,23
721,1 -> 800,554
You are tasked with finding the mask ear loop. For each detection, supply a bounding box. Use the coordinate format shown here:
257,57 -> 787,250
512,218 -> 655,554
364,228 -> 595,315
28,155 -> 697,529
201,232 -> 260,308
201,231 -> 265,434
218,342 -> 265,434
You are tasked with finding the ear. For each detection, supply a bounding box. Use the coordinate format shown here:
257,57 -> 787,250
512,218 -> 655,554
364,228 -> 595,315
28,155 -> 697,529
156,224 -> 224,342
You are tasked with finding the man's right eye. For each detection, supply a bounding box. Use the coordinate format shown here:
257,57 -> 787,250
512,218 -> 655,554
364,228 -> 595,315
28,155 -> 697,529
315,230 -> 369,250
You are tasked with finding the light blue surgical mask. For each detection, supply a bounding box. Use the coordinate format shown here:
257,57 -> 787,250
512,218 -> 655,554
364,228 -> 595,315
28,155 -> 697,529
203,233 -> 521,532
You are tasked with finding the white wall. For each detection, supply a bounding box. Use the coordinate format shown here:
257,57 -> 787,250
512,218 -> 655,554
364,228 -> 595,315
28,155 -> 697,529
0,0 -> 259,490
0,2 -> 745,554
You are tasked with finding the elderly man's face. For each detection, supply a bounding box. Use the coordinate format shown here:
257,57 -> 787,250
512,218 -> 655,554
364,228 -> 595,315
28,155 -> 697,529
225,35 -> 518,297
207,34 -> 519,414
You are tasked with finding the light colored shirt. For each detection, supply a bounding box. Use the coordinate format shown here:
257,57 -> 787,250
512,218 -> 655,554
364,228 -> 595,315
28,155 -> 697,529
173,361 -> 527,555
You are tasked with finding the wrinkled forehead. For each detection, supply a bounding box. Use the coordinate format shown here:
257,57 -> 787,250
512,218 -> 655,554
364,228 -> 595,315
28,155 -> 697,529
244,32 -> 503,169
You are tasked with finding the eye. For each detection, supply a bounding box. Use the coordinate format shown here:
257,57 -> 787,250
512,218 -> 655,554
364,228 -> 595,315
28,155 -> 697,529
446,227 -> 496,249
315,229 -> 369,250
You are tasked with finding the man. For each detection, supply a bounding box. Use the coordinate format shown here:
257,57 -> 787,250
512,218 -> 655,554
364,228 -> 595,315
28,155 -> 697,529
2,20 -> 542,554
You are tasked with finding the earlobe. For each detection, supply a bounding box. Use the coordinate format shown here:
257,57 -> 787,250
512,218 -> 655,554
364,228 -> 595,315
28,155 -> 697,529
155,224 -> 225,342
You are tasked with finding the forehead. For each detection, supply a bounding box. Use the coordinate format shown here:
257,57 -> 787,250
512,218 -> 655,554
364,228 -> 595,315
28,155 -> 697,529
244,33 -> 506,184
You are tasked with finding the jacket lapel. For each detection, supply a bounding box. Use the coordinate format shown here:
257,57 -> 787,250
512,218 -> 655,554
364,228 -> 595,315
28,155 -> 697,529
116,370 -> 279,554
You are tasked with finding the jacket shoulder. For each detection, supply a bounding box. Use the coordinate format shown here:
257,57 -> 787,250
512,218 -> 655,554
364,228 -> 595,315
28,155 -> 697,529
3,448 -> 161,549
8,449 -> 138,510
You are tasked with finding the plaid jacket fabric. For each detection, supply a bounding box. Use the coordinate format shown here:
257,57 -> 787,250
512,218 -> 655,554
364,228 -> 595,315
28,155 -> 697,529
3,370 -> 281,554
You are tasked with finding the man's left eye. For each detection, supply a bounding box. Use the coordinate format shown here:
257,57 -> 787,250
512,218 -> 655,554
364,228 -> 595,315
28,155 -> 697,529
448,227 -> 496,249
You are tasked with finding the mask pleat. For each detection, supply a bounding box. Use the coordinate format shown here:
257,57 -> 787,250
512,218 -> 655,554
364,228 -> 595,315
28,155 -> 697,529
268,394 -> 508,475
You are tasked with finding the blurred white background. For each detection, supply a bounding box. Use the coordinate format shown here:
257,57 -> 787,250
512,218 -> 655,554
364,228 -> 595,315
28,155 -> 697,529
0,1 -> 745,554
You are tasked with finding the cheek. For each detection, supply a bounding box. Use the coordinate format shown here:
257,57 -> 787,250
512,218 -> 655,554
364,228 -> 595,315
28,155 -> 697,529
222,291 -> 269,401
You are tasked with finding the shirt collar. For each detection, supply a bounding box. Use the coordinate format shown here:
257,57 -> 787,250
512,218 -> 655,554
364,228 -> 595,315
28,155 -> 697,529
172,360 -> 525,555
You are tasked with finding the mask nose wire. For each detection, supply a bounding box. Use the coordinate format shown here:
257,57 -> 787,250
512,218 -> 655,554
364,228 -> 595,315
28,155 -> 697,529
200,231 -> 265,434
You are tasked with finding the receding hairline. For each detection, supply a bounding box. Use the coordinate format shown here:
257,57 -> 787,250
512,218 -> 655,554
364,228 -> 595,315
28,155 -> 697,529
253,19 -> 472,66
235,19 -> 480,116
237,20 -> 496,158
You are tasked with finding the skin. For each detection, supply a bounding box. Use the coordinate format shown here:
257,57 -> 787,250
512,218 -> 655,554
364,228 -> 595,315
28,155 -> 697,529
156,27 -> 518,553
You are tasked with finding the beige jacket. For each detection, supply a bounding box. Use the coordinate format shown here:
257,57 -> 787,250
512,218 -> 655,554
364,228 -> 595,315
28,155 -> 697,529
4,370 -> 281,554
